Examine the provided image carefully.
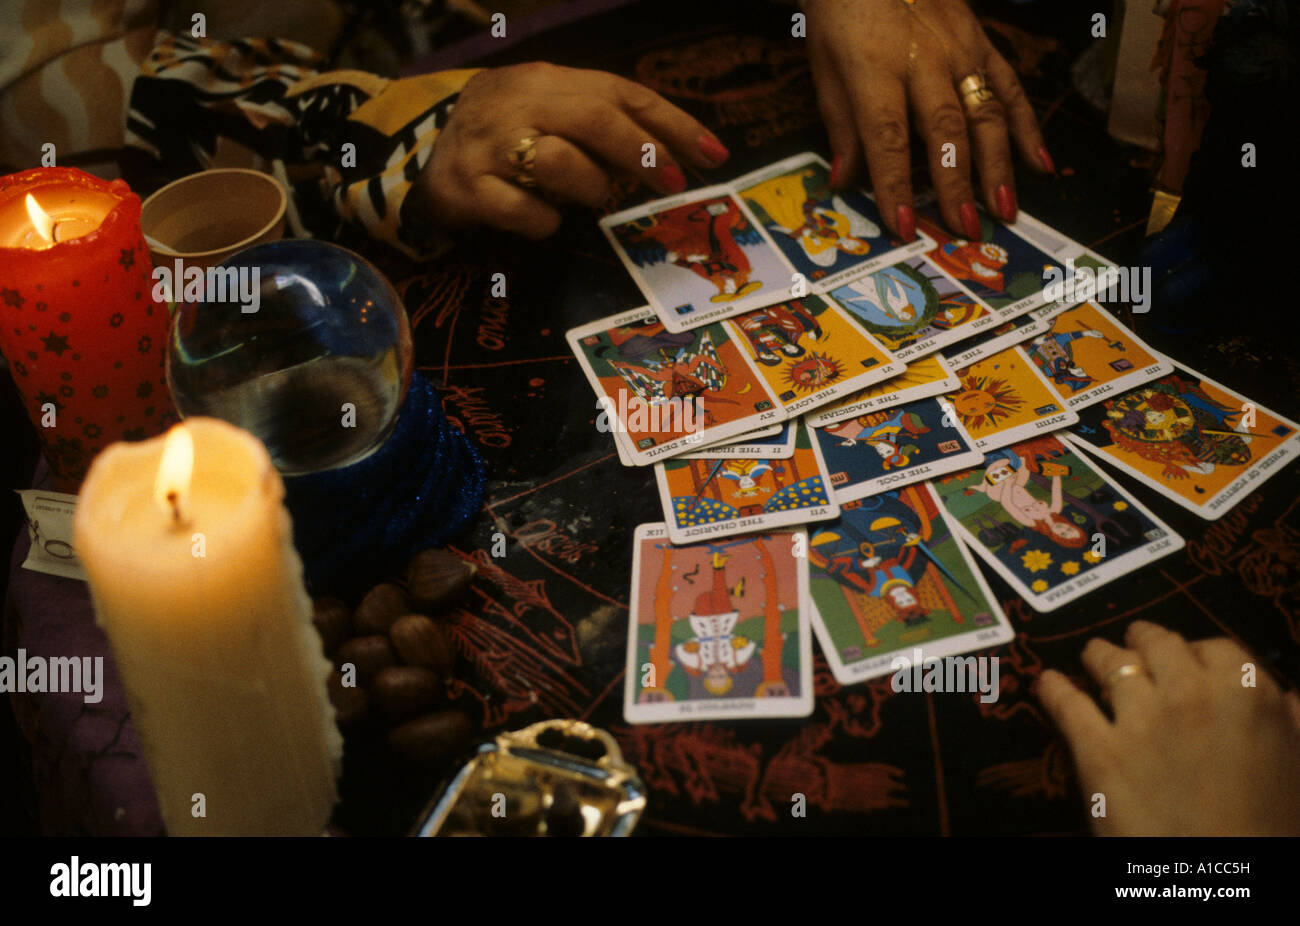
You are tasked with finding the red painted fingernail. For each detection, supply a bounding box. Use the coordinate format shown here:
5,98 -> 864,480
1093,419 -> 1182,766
996,184 -> 1017,223
896,204 -> 916,243
1037,145 -> 1056,175
660,164 -> 687,193
698,133 -> 730,165
959,201 -> 982,240
829,154 -> 842,188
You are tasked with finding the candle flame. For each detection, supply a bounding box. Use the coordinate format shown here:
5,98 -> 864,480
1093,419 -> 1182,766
25,194 -> 55,245
155,425 -> 194,526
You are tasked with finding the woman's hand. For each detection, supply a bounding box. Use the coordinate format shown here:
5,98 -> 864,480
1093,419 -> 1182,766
804,0 -> 1052,241
1038,621 -> 1300,836
411,62 -> 729,239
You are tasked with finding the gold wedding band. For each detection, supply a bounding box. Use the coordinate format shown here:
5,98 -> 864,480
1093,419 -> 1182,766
1104,663 -> 1144,689
958,72 -> 995,109
507,134 -> 541,189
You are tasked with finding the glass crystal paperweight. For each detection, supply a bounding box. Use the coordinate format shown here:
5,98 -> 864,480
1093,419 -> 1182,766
167,240 -> 413,475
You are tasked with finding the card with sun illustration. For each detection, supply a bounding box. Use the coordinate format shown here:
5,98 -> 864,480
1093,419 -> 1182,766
945,345 -> 1078,451
807,354 -> 962,427
730,151 -> 933,291
828,256 -> 1003,361
943,301 -> 1063,370
1063,365 -> 1300,520
722,294 -> 903,418
1026,301 -> 1171,410
656,422 -> 838,543
808,397 -> 985,503
601,186 -> 795,332
930,435 -> 1184,611
914,195 -> 1113,318
683,421 -> 796,459
567,306 -> 786,467
807,483 -> 1013,684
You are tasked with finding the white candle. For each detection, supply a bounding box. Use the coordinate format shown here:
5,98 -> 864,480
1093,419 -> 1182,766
73,417 -> 342,835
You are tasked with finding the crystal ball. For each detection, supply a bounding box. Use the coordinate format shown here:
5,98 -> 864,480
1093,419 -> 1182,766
167,240 -> 413,475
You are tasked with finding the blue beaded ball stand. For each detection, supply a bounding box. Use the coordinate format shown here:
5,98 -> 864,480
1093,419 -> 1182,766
167,239 -> 486,595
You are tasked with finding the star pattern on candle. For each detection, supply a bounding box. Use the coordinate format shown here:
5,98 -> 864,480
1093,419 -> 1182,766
1,288 -> 22,308
40,331 -> 71,356
35,390 -> 63,412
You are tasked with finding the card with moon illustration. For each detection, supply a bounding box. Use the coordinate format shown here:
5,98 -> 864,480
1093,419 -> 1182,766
722,294 -> 903,417
730,151 -> 933,290
656,422 -> 838,543
827,256 -> 1003,361
807,354 -> 961,426
1063,365 -> 1300,519
567,306 -> 786,466
807,483 -> 1013,685
808,397 -> 984,503
945,345 -> 1078,451
1027,300 -> 1171,410
624,523 -> 813,723
930,435 -> 1184,611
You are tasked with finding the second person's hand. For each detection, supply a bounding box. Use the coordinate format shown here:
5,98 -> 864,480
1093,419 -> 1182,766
804,0 -> 1053,241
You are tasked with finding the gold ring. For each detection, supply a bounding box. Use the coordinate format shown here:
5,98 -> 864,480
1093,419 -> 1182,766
958,72 -> 995,108
507,134 -> 541,189
1104,663 -> 1144,689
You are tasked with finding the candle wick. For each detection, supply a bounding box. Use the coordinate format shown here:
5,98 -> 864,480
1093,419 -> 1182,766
50,221 -> 60,245
166,490 -> 184,526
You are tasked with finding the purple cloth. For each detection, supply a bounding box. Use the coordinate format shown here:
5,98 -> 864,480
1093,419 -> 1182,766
4,459 -> 163,835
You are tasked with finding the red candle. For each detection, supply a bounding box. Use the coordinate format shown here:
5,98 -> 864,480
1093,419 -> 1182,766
0,168 -> 174,490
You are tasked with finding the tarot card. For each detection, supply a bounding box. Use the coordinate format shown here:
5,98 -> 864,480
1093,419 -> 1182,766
807,483 -> 1013,684
915,197 -> 1112,317
1063,364 -> 1300,520
828,255 -> 1002,361
567,306 -> 785,466
624,524 -> 814,723
942,302 -> 1060,369
930,435 -> 1184,611
945,345 -> 1078,451
656,423 -> 838,543
1027,301 -> 1171,410
807,354 -> 960,426
602,186 -> 795,332
731,152 -> 932,290
724,294 -> 903,417
808,397 -> 984,503
683,421 -> 795,459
